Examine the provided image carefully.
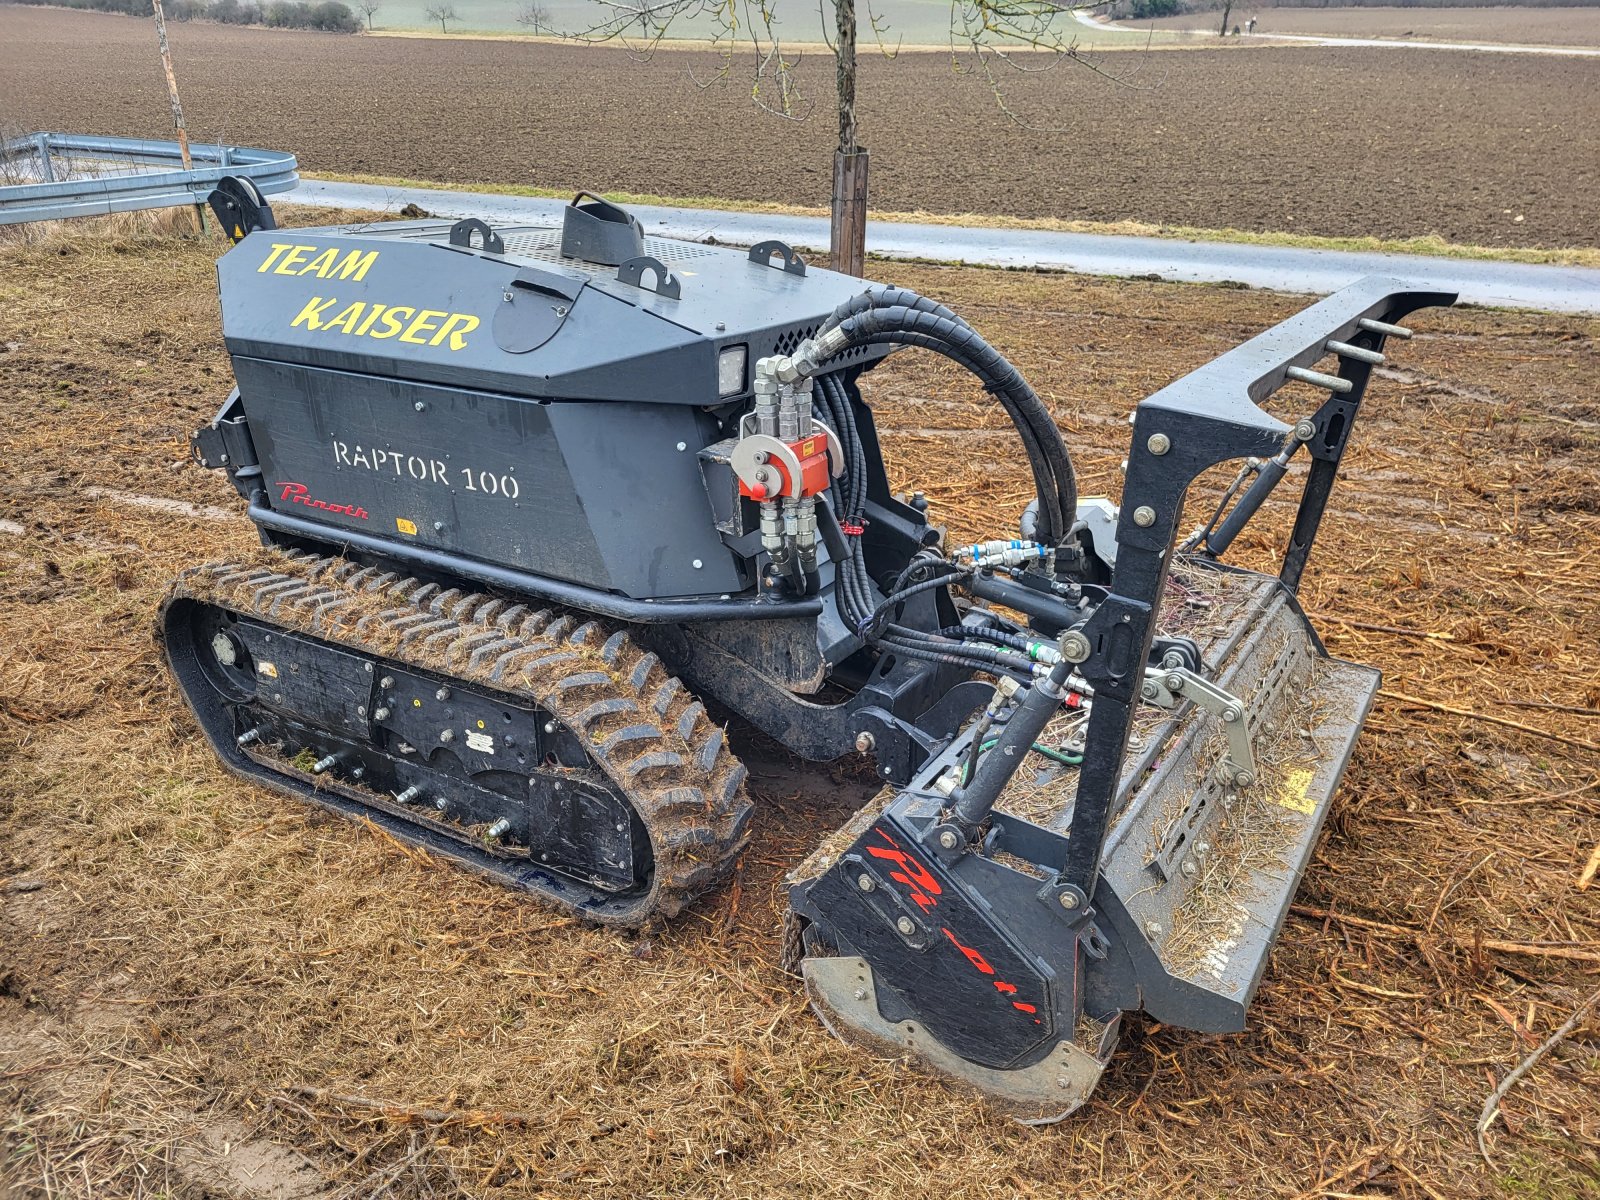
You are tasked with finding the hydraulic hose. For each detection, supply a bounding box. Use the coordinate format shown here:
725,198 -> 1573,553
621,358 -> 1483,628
821,307 -> 1077,543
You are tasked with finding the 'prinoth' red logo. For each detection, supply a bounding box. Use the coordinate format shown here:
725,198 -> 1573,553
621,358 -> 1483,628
275,481 -> 369,520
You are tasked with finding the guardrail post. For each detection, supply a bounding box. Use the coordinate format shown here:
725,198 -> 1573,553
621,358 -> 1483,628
33,133 -> 55,183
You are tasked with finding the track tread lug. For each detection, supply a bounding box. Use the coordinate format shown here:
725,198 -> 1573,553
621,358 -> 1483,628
600,631 -> 630,665
629,653 -> 662,694
650,678 -> 683,718
676,702 -> 706,743
694,726 -> 725,773
600,723 -> 664,755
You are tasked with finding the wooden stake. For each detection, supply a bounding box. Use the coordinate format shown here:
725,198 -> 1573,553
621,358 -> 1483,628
150,0 -> 205,236
829,0 -> 868,276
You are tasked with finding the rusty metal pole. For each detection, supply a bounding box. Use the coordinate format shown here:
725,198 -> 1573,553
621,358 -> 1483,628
150,0 -> 206,235
830,0 -> 869,277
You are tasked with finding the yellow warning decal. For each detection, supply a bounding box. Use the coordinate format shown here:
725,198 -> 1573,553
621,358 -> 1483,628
1275,766 -> 1317,815
396,517 -> 418,535
257,662 -> 279,679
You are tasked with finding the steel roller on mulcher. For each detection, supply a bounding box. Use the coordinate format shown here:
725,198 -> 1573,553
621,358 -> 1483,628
162,183 -> 1453,1119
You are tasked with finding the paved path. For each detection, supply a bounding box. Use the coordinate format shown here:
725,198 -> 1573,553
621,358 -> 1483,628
289,178 -> 1600,315
1075,12 -> 1600,57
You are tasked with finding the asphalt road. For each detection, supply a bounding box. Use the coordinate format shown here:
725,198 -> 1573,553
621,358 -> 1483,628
290,178 -> 1600,314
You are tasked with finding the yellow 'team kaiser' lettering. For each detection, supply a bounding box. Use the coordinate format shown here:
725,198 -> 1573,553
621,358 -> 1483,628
258,242 -> 380,282
290,296 -> 480,351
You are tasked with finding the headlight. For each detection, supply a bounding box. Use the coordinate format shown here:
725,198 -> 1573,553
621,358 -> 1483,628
717,345 -> 747,398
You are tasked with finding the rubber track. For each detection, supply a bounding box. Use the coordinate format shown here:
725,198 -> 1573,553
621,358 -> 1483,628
167,552 -> 753,926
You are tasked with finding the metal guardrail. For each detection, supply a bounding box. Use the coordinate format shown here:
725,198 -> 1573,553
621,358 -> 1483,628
0,133 -> 298,226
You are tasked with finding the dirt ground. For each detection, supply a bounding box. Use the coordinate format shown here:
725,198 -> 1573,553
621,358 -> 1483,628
1,208 -> 1598,1198
3,7 -> 1600,249
1129,5 -> 1600,47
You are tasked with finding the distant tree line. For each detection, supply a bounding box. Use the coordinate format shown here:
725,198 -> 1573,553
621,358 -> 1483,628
3,0 -> 362,30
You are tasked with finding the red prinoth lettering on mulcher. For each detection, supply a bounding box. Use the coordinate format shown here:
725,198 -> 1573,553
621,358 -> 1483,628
163,184 -> 1455,1121
275,481 -> 369,520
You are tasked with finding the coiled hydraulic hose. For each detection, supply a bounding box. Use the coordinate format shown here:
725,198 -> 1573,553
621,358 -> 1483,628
807,294 -> 1078,545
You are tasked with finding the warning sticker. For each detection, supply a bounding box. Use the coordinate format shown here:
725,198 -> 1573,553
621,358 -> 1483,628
465,730 -> 495,754
257,662 -> 279,679
1275,766 -> 1317,815
396,517 -> 418,536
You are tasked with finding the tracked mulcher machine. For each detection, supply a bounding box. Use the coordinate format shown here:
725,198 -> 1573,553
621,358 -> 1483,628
163,184 -> 1453,1118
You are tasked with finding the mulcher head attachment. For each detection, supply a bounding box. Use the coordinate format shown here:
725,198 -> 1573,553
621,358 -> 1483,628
787,278 -> 1455,1119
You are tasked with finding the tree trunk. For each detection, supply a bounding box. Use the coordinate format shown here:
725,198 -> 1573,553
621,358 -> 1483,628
1219,0 -> 1233,36
830,0 -> 868,276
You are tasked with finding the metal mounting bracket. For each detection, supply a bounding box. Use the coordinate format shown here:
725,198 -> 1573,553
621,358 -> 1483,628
616,255 -> 681,300
1140,665 -> 1258,787
748,239 -> 807,276
448,217 -> 504,255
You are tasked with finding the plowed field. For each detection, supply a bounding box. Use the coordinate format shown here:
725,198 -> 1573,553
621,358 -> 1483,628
3,6 -> 1599,248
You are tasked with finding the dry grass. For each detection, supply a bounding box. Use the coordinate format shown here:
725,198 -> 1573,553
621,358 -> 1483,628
1,209 -> 1598,1198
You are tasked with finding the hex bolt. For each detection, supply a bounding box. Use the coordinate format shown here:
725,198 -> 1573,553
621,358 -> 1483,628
543,720 -> 557,734
1196,840 -> 1212,857
1234,768 -> 1256,787
1147,432 -> 1171,456
1140,680 -> 1159,701
1222,707 -> 1242,723
373,707 -> 390,721
1133,506 -> 1156,528
1162,650 -> 1185,670
435,797 -> 448,811
357,706 -> 367,717
854,731 -> 876,753
896,917 -> 916,936
349,766 -> 366,781
1294,418 -> 1318,442
1058,891 -> 1080,911
1059,630 -> 1091,664
676,441 -> 687,452
414,401 -> 426,412
1057,1076 -> 1072,1090
938,829 -> 959,851
433,521 -> 444,532
439,729 -> 455,743
210,632 -> 237,666
395,786 -> 422,805
1165,672 -> 1185,691
857,874 -> 876,893
236,727 -> 263,747
487,818 -> 511,839
1181,859 -> 1198,878
380,676 -> 395,690
692,559 -> 704,569
1119,458 -> 1129,474
311,754 -> 338,774
435,687 -> 452,702
853,988 -> 867,1002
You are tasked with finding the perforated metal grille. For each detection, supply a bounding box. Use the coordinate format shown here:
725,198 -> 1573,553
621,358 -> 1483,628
772,325 -> 818,356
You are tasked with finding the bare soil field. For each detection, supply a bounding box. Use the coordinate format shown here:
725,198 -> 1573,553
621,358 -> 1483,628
3,7 -> 1600,249
2,209 -> 1598,1198
1129,5 -> 1600,47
